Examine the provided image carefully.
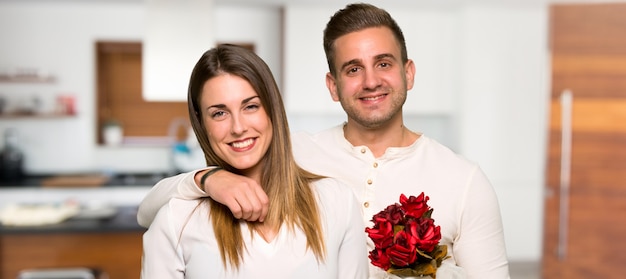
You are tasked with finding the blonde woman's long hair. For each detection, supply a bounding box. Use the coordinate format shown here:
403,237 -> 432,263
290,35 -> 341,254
187,44 -> 326,270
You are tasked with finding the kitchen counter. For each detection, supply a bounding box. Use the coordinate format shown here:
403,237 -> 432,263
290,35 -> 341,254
0,205 -> 144,234
0,178 -> 150,278
0,205 -> 145,279
0,173 -> 160,233
0,172 -> 172,188
0,185 -> 152,209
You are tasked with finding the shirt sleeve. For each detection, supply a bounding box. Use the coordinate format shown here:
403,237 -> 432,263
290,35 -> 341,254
137,168 -> 210,227
141,201 -> 185,279
453,166 -> 510,279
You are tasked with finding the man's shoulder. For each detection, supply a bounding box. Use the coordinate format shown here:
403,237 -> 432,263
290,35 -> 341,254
416,135 -> 480,169
292,124 -> 343,144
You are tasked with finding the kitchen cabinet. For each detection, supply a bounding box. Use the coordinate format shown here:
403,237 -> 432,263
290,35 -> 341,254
0,206 -> 145,279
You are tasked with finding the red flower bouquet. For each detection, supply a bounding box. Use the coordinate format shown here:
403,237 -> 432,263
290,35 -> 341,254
365,193 -> 449,278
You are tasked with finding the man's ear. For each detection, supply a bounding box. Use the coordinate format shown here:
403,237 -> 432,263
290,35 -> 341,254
326,72 -> 340,102
405,59 -> 416,91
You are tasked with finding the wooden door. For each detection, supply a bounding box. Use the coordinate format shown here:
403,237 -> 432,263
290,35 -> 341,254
543,4 -> 626,278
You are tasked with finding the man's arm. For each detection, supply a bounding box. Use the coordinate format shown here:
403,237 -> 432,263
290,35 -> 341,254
137,169 -> 207,227
136,167 -> 269,228
453,167 -> 510,278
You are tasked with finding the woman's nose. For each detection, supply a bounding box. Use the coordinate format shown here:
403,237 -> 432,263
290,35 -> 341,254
230,113 -> 248,135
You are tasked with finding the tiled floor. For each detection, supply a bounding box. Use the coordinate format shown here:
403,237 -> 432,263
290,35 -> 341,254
510,261 -> 540,279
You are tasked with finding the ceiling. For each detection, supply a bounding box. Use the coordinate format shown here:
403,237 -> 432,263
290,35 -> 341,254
5,0 -> 626,7
212,0 -> 626,8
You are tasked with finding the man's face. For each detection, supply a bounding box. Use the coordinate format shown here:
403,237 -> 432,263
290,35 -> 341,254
326,26 -> 415,129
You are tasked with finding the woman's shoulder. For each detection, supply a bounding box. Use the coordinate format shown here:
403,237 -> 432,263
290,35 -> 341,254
310,177 -> 359,210
155,198 -> 207,231
311,177 -> 353,195
166,197 -> 204,212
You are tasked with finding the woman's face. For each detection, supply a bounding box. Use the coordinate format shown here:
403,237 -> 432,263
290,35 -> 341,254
199,73 -> 272,179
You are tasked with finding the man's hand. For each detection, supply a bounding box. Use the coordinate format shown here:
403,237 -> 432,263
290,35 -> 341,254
196,169 -> 269,222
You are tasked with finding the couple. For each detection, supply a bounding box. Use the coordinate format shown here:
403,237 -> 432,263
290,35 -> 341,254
140,3 -> 510,279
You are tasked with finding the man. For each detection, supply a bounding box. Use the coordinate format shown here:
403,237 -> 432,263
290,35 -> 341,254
138,3 -> 510,278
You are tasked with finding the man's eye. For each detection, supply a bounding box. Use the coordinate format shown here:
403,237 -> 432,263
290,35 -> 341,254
379,62 -> 390,68
347,67 -> 360,75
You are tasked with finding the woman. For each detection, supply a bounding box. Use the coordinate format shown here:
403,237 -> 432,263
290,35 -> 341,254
140,44 -> 368,279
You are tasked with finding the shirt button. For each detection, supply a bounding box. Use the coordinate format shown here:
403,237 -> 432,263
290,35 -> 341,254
360,148 -> 366,154
367,179 -> 372,185
373,162 -> 378,168
363,202 -> 370,208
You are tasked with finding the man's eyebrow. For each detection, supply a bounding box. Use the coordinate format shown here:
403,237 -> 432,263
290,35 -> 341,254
340,58 -> 362,72
378,53 -> 395,59
339,53 -> 398,71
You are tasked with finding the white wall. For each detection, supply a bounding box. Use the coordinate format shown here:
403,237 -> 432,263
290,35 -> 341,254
456,5 -> 549,262
282,3 -> 549,262
0,1 -> 152,174
0,2 -> 282,174
283,5 -> 460,147
0,0 -> 549,262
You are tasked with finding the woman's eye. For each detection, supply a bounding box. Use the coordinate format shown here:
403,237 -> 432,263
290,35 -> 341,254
211,110 -> 226,119
244,103 -> 260,111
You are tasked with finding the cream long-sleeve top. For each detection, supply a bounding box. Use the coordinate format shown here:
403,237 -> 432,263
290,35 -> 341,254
141,176 -> 368,279
138,124 -> 510,279
291,125 -> 510,279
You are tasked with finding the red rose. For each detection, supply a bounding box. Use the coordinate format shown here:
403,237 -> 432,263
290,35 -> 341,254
372,203 -> 404,225
368,248 -> 391,270
365,193 -> 448,275
386,230 -> 418,267
400,193 -> 430,219
365,219 -> 394,249
408,217 -> 441,253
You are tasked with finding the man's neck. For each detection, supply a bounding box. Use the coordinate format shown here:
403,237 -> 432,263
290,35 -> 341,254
343,120 -> 419,158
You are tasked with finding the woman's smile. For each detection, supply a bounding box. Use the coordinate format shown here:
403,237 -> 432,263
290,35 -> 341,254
230,137 -> 256,150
